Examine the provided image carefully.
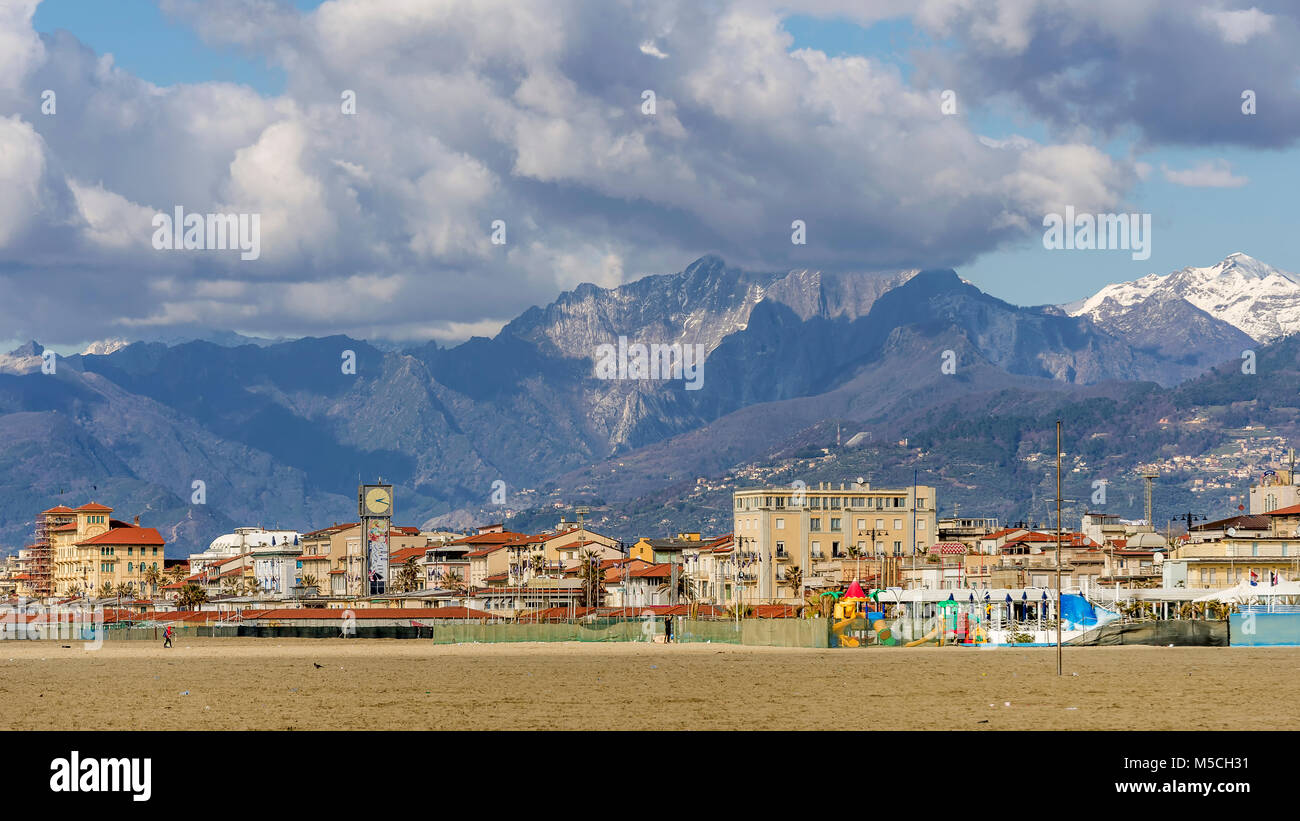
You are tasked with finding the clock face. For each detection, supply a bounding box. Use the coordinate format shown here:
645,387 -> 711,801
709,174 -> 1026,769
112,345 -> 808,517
364,486 -> 391,515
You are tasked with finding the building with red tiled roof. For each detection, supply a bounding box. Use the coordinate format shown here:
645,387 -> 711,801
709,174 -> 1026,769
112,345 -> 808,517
37,501 -> 169,600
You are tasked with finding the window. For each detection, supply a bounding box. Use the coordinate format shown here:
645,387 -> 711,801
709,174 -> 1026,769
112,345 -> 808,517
892,541 -> 902,554
775,541 -> 786,557
893,519 -> 902,530
775,517 -> 785,530
917,520 -> 926,531
831,541 -> 841,558
875,518 -> 884,530
856,518 -> 865,531
830,518 -> 842,531
810,518 -> 822,532
811,541 -> 822,558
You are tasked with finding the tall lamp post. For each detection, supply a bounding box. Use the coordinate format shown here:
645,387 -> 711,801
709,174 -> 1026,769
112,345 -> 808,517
1055,420 -> 1063,677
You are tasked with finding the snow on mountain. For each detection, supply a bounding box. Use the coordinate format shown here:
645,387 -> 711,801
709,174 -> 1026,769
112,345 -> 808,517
82,338 -> 131,356
1067,253 -> 1300,343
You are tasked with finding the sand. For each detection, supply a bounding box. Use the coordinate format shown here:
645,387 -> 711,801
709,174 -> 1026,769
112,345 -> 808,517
0,639 -> 1294,730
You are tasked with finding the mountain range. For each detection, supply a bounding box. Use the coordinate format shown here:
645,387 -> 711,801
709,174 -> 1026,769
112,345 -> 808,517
1,253 -> 1295,555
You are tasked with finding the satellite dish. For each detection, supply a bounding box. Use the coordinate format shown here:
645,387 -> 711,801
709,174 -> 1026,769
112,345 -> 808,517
1227,527 -> 1238,537
1154,553 -> 1164,564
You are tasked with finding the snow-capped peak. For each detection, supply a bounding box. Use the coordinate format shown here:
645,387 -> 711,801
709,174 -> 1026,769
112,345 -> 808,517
1067,253 -> 1300,343
82,338 -> 130,356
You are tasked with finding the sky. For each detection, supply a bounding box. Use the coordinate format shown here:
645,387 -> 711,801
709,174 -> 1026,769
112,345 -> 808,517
2,0 -> 1299,352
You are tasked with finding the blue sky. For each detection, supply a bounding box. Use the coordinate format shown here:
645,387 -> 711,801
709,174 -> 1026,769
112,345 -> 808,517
33,0 -> 310,92
7,0 -> 1300,350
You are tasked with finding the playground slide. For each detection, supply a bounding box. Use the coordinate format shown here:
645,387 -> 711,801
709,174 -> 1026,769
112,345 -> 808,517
832,617 -> 865,647
904,625 -> 940,647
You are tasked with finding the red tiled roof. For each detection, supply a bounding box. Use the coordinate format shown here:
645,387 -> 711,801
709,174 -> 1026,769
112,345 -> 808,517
76,526 -> 164,547
1264,503 -> 1300,517
629,563 -> 674,579
389,546 -> 428,564
301,523 -> 359,539
450,531 -> 532,547
239,607 -> 492,621
76,502 -> 114,512
42,505 -> 76,514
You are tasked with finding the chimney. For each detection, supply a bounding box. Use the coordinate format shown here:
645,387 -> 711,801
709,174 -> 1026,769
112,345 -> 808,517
133,515 -> 140,526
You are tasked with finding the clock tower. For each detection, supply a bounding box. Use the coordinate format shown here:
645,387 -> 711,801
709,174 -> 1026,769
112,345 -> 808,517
358,483 -> 393,596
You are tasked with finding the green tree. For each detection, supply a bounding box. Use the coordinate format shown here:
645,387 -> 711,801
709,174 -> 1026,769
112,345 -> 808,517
577,549 -> 604,607
177,583 -> 208,610
142,564 -> 164,598
395,557 -> 421,593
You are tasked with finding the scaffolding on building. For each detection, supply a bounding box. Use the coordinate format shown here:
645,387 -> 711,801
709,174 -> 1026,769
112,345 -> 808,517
25,509 -> 75,598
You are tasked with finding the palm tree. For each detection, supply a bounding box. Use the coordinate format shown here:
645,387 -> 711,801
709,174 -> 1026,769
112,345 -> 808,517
783,565 -> 803,595
577,549 -> 604,607
166,565 -> 188,584
142,564 -> 164,599
439,569 -> 464,591
114,582 -> 136,615
177,583 -> 208,610
68,583 -> 83,599
396,557 -> 420,593
658,564 -> 694,605
220,576 -> 239,598
300,574 -> 319,594
98,581 -> 113,598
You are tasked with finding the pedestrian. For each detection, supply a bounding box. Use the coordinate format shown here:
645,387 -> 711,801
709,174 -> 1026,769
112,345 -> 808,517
163,623 -> 173,648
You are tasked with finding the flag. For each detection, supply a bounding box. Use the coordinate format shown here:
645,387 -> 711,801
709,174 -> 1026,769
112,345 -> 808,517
1271,570 -> 1279,586
1250,569 -> 1258,586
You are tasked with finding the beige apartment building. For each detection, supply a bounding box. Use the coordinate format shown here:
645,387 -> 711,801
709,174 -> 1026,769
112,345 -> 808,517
733,481 -> 937,602
48,503 -> 165,597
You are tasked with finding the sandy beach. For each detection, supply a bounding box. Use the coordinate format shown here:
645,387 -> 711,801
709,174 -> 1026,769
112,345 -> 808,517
1,639 -> 1293,731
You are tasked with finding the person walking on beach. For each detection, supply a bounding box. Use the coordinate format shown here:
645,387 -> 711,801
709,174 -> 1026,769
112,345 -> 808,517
163,624 -> 173,648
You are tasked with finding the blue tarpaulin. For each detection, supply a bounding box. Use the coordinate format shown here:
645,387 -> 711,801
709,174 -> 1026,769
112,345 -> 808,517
1060,593 -> 1117,629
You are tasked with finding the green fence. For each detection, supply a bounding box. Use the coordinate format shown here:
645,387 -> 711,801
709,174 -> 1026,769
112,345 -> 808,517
13,618 -> 832,648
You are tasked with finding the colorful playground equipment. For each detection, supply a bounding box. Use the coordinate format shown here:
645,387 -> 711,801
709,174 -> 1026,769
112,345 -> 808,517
830,581 -> 885,647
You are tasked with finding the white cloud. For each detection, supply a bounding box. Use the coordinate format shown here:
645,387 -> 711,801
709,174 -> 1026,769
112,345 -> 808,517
4,0 -> 1226,346
639,40 -> 670,59
0,115 -> 46,248
1200,7 -> 1273,44
1161,159 -> 1249,188
67,179 -> 157,250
